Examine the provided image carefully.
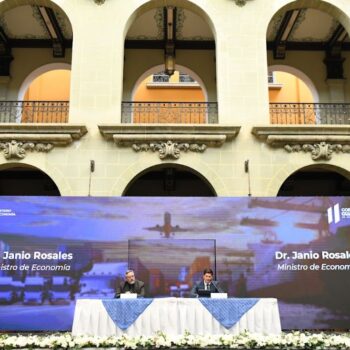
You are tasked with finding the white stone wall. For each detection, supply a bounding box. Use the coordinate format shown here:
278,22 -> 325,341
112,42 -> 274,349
1,0 -> 350,197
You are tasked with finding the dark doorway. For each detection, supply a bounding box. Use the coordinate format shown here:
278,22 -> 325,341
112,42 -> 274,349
0,166 -> 60,196
123,166 -> 216,196
277,167 -> 350,196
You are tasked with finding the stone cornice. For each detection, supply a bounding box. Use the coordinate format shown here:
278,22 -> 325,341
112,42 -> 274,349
252,125 -> 350,160
99,124 -> 240,159
0,124 -> 87,159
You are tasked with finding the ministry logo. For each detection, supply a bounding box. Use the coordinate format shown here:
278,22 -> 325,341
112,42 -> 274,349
327,203 -> 350,224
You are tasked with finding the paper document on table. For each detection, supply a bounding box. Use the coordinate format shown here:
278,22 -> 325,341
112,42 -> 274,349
120,293 -> 137,299
211,293 -> 228,299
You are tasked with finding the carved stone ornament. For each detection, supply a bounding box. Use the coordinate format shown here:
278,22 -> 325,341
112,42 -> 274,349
0,140 -> 53,160
252,126 -> 350,161
132,140 -> 207,159
285,142 -> 350,161
0,124 -> 87,160
98,124 -> 240,160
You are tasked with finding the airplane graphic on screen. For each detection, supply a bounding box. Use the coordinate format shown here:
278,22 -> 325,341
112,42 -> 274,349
144,212 -> 189,238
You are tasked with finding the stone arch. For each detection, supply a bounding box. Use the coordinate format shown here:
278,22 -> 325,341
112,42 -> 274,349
131,64 -> 209,102
0,162 -> 62,196
266,0 -> 350,40
110,158 -> 228,196
268,163 -> 350,196
0,160 -> 72,195
0,0 -> 67,14
123,0 -> 217,42
122,0 -> 217,104
268,64 -> 319,103
18,63 -> 71,101
122,163 -> 217,196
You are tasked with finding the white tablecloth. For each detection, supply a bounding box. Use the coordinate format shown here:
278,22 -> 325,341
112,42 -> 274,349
72,298 -> 281,337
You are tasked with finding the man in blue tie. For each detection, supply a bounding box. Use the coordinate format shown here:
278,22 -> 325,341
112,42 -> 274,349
190,268 -> 224,297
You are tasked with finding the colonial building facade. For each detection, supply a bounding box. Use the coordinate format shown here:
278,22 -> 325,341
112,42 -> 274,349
1,0 -> 350,197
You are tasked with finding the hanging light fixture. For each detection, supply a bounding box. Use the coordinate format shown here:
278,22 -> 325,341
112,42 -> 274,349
164,6 -> 176,76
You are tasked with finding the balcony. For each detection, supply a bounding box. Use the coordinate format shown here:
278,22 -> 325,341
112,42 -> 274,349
270,103 -> 350,125
0,101 -> 86,160
121,102 -> 218,124
255,103 -> 350,161
0,101 -> 69,123
1,101 -> 349,126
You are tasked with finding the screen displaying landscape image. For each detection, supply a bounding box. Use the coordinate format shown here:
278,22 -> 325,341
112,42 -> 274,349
0,196 -> 350,330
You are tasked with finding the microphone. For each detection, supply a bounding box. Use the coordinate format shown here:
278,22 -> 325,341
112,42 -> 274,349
211,281 -> 219,292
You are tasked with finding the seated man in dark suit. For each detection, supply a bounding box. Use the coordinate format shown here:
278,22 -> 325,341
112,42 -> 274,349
190,268 -> 224,297
115,269 -> 145,298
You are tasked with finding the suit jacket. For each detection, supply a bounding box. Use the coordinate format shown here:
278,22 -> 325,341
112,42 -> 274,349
115,280 -> 145,298
190,280 -> 223,298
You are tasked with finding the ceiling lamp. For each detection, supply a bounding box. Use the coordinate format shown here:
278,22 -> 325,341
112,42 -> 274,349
164,6 -> 176,76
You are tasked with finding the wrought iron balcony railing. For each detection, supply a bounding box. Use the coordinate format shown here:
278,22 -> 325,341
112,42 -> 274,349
2,101 -> 349,125
0,101 -> 69,123
121,101 -> 218,124
270,103 -> 350,125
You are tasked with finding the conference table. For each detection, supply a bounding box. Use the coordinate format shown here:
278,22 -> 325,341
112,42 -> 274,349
72,298 -> 281,337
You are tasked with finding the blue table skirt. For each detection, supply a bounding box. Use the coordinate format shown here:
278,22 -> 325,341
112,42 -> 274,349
199,298 -> 260,329
102,298 -> 260,330
102,299 -> 153,330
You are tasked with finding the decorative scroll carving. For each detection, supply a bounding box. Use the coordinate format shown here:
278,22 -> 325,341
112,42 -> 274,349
132,140 -> 207,160
284,142 -> 350,160
132,144 -> 150,152
252,126 -> 350,161
99,125 -> 240,160
35,143 -> 54,153
0,140 -> 53,160
189,144 -> 207,153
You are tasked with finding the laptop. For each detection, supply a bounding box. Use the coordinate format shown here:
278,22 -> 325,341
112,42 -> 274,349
197,289 -> 211,298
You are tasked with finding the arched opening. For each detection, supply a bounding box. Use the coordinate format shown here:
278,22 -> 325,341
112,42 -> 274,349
123,165 -> 216,197
268,65 -> 318,124
277,165 -> 350,196
132,64 -> 208,102
129,65 -> 208,123
269,65 -> 318,103
122,1 -> 217,124
266,2 -> 350,125
0,1 -> 73,123
0,164 -> 60,196
19,63 -> 71,102
16,63 -> 71,123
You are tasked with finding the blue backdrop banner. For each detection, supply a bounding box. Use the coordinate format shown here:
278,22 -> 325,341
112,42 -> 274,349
0,196 -> 349,330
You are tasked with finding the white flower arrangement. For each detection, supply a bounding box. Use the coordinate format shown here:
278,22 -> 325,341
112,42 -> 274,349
0,331 -> 350,349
